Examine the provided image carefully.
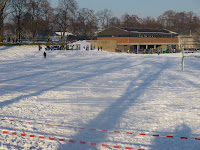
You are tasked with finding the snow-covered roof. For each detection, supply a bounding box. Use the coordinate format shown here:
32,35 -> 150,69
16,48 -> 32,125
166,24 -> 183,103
68,40 -> 91,45
98,26 -> 178,37
55,32 -> 73,36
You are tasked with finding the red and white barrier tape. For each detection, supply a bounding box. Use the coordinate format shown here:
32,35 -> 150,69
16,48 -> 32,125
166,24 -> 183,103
1,118 -> 200,141
0,130 -> 144,150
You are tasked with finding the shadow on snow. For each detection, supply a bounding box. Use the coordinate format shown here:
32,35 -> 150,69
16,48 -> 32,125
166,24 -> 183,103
151,124 -> 200,150
0,45 -> 18,51
59,58 -> 170,150
0,57 -> 130,109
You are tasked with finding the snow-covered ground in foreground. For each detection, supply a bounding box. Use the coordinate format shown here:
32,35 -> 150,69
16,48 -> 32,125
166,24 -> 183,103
0,46 -> 200,150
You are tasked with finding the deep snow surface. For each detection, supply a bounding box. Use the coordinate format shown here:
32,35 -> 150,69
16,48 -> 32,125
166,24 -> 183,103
0,46 -> 200,150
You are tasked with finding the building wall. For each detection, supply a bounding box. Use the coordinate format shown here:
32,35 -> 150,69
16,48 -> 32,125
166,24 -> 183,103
87,40 -> 117,52
134,37 -> 178,44
98,37 -> 178,44
178,36 -> 199,49
97,37 -> 129,44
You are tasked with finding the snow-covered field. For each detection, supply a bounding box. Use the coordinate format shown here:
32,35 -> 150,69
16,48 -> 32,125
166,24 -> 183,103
0,46 -> 200,150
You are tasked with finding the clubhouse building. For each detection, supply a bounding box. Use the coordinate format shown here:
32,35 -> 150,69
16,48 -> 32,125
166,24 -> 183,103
97,27 -> 179,53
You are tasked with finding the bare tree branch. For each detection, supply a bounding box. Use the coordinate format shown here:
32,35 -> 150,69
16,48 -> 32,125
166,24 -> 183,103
0,0 -> 8,12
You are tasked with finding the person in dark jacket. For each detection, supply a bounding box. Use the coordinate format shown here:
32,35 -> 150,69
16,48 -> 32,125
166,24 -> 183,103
43,52 -> 47,58
39,45 -> 42,51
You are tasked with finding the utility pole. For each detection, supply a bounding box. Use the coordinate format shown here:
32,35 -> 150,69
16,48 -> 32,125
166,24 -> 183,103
182,50 -> 185,71
138,32 -> 140,54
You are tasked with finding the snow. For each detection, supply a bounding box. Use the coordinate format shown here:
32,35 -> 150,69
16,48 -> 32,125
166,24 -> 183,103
68,41 -> 91,50
0,46 -> 200,150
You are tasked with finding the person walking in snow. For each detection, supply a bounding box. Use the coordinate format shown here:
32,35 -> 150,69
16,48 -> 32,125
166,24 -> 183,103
39,45 -> 42,51
43,52 -> 47,58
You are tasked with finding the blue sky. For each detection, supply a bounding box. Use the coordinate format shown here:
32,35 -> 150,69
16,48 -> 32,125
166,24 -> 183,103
50,0 -> 200,18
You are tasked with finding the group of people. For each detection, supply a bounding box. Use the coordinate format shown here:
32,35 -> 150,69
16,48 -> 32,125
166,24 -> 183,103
98,46 -> 103,51
83,46 -> 90,51
45,45 -> 65,50
39,44 -> 104,58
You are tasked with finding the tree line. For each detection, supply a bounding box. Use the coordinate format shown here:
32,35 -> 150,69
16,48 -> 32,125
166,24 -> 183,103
0,0 -> 200,43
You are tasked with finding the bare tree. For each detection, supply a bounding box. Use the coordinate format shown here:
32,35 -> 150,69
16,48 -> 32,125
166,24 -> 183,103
24,0 -> 44,43
0,0 -> 8,42
55,0 -> 77,43
186,12 -> 200,35
109,17 -> 121,27
10,0 -> 26,42
141,16 -> 163,29
40,0 -> 54,41
157,10 -> 200,35
76,8 -> 97,39
69,10 -> 79,37
97,9 -> 112,29
0,0 -> 8,11
157,10 -> 176,29
121,13 -> 141,28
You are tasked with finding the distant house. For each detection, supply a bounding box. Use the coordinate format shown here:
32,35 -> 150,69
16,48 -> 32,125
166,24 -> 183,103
49,32 -> 74,42
179,35 -> 199,50
97,27 -> 179,53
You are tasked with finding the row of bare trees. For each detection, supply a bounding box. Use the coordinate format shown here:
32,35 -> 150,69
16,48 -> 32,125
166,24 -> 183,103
112,11 -> 200,35
9,0 -> 55,43
2,0 -> 98,42
1,0 -> 200,43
